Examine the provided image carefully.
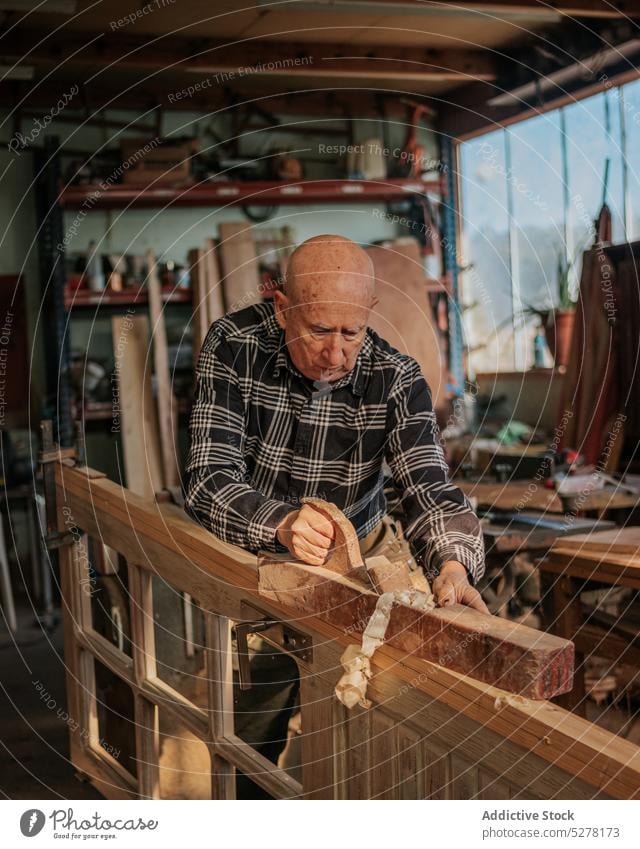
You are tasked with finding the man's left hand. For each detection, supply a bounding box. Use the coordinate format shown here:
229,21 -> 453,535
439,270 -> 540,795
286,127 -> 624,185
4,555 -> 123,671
432,560 -> 490,615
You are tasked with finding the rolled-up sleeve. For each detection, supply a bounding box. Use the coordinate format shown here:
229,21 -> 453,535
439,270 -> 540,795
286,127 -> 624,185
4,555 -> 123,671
384,359 -> 485,585
184,328 -> 291,551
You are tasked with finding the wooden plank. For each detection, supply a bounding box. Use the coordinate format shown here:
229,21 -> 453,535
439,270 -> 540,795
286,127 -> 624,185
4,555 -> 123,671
111,314 -> 163,498
188,247 -> 210,370
450,753 -> 478,800
205,614 -> 236,800
343,706 -> 371,800
478,768 -> 511,800
424,743 -> 450,799
146,250 -> 179,489
543,573 -> 586,717
541,552 -> 640,590
553,526 -> 640,557
460,479 -> 564,513
134,694 -> 160,799
370,710 -> 398,799
396,724 -> 424,799
218,221 -> 260,313
257,559 -> 574,700
203,238 -> 225,325
58,544 -> 88,764
366,238 -> 446,410
299,674 -> 336,799
573,622 -> 640,670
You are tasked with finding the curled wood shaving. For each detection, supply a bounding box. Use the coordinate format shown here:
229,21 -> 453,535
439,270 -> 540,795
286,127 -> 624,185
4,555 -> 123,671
335,590 -> 435,710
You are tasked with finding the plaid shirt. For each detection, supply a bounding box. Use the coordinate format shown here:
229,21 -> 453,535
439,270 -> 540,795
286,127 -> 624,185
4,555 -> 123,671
184,303 -> 485,584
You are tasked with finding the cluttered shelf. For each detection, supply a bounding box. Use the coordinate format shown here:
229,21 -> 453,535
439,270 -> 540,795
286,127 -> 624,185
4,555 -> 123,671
64,284 -> 192,310
58,177 -> 443,210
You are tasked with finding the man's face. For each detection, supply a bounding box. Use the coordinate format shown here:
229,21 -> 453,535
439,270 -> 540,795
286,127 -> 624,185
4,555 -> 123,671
273,276 -> 374,383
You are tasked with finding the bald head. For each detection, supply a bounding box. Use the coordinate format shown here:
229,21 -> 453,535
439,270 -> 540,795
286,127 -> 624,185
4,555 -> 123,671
273,234 -> 378,383
285,234 -> 375,305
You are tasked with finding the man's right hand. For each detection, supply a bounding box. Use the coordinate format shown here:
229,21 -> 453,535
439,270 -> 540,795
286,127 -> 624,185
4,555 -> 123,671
276,503 -> 335,565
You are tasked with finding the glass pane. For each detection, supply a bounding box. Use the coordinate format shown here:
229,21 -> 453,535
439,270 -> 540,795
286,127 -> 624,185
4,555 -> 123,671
459,130 -> 514,373
508,112 -> 565,370
620,78 -> 640,241
152,576 -> 207,708
158,711 -> 211,799
93,658 -> 137,777
89,543 -> 132,657
231,628 -> 300,797
565,90 -> 626,250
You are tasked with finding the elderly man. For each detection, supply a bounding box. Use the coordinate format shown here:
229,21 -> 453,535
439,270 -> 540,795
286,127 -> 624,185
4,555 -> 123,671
185,234 -> 486,610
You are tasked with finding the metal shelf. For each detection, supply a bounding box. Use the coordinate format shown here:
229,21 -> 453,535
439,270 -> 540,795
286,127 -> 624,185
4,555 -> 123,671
58,177 -> 442,210
64,285 -> 192,310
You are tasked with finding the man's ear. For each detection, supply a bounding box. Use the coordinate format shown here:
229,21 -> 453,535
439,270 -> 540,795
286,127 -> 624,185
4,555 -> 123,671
272,289 -> 288,330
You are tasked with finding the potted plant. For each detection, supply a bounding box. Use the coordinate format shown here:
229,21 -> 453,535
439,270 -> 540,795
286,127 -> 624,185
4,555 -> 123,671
541,249 -> 578,370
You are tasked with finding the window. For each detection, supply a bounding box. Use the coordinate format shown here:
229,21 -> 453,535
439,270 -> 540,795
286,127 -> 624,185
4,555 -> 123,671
459,131 -> 513,374
460,81 -> 631,373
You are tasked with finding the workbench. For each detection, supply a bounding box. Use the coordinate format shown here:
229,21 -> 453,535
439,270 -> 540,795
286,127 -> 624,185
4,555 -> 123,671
540,530 -> 640,718
461,479 -> 640,517
45,457 -> 640,800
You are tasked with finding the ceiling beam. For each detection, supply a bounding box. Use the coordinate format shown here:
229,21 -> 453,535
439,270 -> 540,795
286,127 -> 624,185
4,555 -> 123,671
305,0 -> 638,18
0,77 -> 430,121
438,64 -> 640,140
6,30 -> 496,83
437,14 -> 640,138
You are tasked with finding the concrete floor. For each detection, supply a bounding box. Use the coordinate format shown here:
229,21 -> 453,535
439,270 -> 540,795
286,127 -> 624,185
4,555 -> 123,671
0,604 -> 102,800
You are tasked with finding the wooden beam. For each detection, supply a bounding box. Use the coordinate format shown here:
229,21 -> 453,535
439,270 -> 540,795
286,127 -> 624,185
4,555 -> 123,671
262,494 -> 572,700
552,526 -> 640,557
146,250 -> 180,489
188,248 -> 210,372
203,238 -> 225,327
258,558 -> 574,700
542,549 -> 640,590
7,31 -> 495,82
111,314 -> 163,499
347,0 -> 635,15
0,78 -> 418,120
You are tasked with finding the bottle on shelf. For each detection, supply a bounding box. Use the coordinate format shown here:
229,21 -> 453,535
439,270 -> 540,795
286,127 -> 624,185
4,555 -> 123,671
86,240 -> 105,291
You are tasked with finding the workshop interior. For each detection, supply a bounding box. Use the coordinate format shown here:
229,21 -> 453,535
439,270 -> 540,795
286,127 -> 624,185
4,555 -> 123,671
2,0 -> 640,807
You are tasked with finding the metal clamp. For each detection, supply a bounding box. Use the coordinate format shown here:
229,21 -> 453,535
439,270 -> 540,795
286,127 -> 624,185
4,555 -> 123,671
39,420 -> 75,550
235,603 -> 313,690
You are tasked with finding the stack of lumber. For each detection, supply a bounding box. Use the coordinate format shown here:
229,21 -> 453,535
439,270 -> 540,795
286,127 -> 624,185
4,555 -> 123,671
112,250 -> 183,497
187,240 -> 225,370
547,527 -> 640,589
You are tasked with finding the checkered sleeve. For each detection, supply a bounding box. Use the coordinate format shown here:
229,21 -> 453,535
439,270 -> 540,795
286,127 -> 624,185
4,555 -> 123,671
184,328 -> 292,551
384,359 -> 485,585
